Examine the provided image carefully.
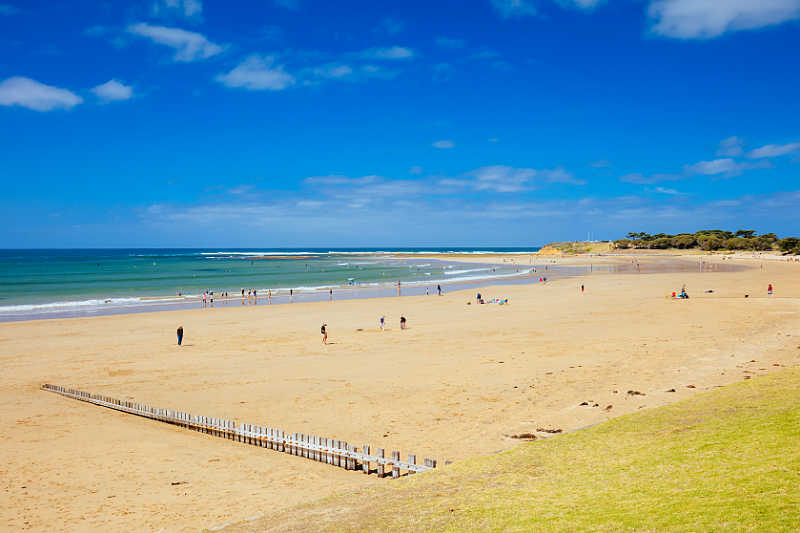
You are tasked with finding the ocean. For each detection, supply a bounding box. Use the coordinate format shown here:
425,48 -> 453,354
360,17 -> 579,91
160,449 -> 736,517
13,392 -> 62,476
0,248 -> 541,321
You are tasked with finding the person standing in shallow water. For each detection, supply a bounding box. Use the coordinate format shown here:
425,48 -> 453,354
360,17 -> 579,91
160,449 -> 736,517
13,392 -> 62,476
177,326 -> 183,346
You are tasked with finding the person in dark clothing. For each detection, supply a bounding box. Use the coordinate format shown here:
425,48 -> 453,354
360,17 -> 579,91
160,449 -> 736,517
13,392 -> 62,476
437,284 -> 442,296
400,316 -> 407,329
177,326 -> 183,346
321,323 -> 327,344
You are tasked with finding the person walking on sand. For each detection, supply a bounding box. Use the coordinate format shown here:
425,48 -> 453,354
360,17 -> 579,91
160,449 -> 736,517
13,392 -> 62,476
400,316 -> 407,330
581,284 -> 584,293
380,316 -> 385,330
177,325 -> 183,346
321,323 -> 328,344
768,283 -> 773,295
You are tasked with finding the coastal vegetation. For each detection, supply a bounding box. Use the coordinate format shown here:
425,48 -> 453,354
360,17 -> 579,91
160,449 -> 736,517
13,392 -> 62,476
613,230 -> 800,254
222,369 -> 800,532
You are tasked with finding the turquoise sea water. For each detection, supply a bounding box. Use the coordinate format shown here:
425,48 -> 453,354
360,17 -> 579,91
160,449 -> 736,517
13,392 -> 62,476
0,248 -> 540,320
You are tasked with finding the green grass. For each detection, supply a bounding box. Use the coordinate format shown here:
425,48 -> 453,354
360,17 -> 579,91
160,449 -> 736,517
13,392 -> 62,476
223,370 -> 800,532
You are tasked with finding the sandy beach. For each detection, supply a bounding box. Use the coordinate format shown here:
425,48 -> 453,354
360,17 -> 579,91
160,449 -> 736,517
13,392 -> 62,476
2,254 -> 800,532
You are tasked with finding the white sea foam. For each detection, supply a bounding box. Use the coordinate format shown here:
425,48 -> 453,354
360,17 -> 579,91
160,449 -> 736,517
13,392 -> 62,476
445,268 -> 492,275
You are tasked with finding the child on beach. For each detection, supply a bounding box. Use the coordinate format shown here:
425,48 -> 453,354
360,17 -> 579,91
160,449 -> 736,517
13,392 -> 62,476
321,323 -> 327,344
400,316 -> 407,329
768,283 -> 773,295
380,316 -> 385,330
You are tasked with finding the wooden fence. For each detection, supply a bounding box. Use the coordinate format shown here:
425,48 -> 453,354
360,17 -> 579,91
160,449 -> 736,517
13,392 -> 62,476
41,384 -> 436,476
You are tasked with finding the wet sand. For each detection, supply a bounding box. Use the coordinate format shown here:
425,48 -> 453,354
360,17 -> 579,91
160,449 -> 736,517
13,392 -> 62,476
1,255 -> 799,531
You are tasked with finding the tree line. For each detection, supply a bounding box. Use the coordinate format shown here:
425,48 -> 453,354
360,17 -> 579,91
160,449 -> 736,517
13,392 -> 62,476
613,230 -> 800,254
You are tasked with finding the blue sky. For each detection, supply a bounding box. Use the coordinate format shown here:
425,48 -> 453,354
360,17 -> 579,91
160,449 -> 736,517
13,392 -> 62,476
1,0 -> 799,247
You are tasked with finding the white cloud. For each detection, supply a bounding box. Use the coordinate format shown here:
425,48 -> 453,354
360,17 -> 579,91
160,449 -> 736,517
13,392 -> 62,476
216,55 -> 295,90
0,4 -> 20,15
716,136 -> 744,157
467,165 -> 536,192
361,46 -> 414,60
746,141 -> 800,158
491,0 -> 537,18
456,165 -> 585,192
305,175 -> 379,186
152,0 -> 202,19
684,157 -> 749,176
538,167 -> 586,184
569,0 -> 603,7
432,140 -> 455,149
654,186 -> 681,195
91,79 -> 133,102
649,0 -> 800,39
436,36 -> 466,48
310,63 -> 353,79
275,0 -> 300,10
127,23 -> 222,62
0,76 -> 82,111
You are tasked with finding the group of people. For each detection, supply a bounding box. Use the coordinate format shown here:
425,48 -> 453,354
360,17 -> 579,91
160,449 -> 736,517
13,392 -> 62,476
378,315 -> 407,330
320,315 -> 408,344
201,290 -> 229,308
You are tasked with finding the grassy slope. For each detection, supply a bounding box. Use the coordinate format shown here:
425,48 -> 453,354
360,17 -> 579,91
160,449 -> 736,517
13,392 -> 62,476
222,369 -> 800,532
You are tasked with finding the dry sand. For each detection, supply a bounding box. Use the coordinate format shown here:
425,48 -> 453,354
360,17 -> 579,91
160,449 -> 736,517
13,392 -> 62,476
2,255 -> 800,532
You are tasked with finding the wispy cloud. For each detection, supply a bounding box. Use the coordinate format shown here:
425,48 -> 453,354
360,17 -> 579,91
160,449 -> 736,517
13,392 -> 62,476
127,23 -> 223,62
653,186 -> 681,195
360,46 -> 414,60
447,165 -> 585,192
648,0 -> 800,39
491,0 -> 537,18
216,55 -> 295,90
746,141 -> 800,158
151,0 -> 202,20
716,136 -> 744,157
432,140 -> 455,149
683,157 -> 769,177
0,76 -> 82,111
436,36 -> 466,49
622,154 -> 771,184
91,79 -> 134,102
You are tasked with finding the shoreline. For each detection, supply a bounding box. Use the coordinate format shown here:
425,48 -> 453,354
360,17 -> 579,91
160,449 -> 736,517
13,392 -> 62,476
0,252 -> 757,323
3,254 -> 797,532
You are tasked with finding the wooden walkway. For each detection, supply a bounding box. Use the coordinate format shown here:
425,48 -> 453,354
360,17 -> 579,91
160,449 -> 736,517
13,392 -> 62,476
41,384 -> 436,476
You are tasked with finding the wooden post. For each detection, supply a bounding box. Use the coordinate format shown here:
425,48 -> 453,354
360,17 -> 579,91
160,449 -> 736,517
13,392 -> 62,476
377,448 -> 385,477
392,451 -> 400,479
363,445 -> 370,474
